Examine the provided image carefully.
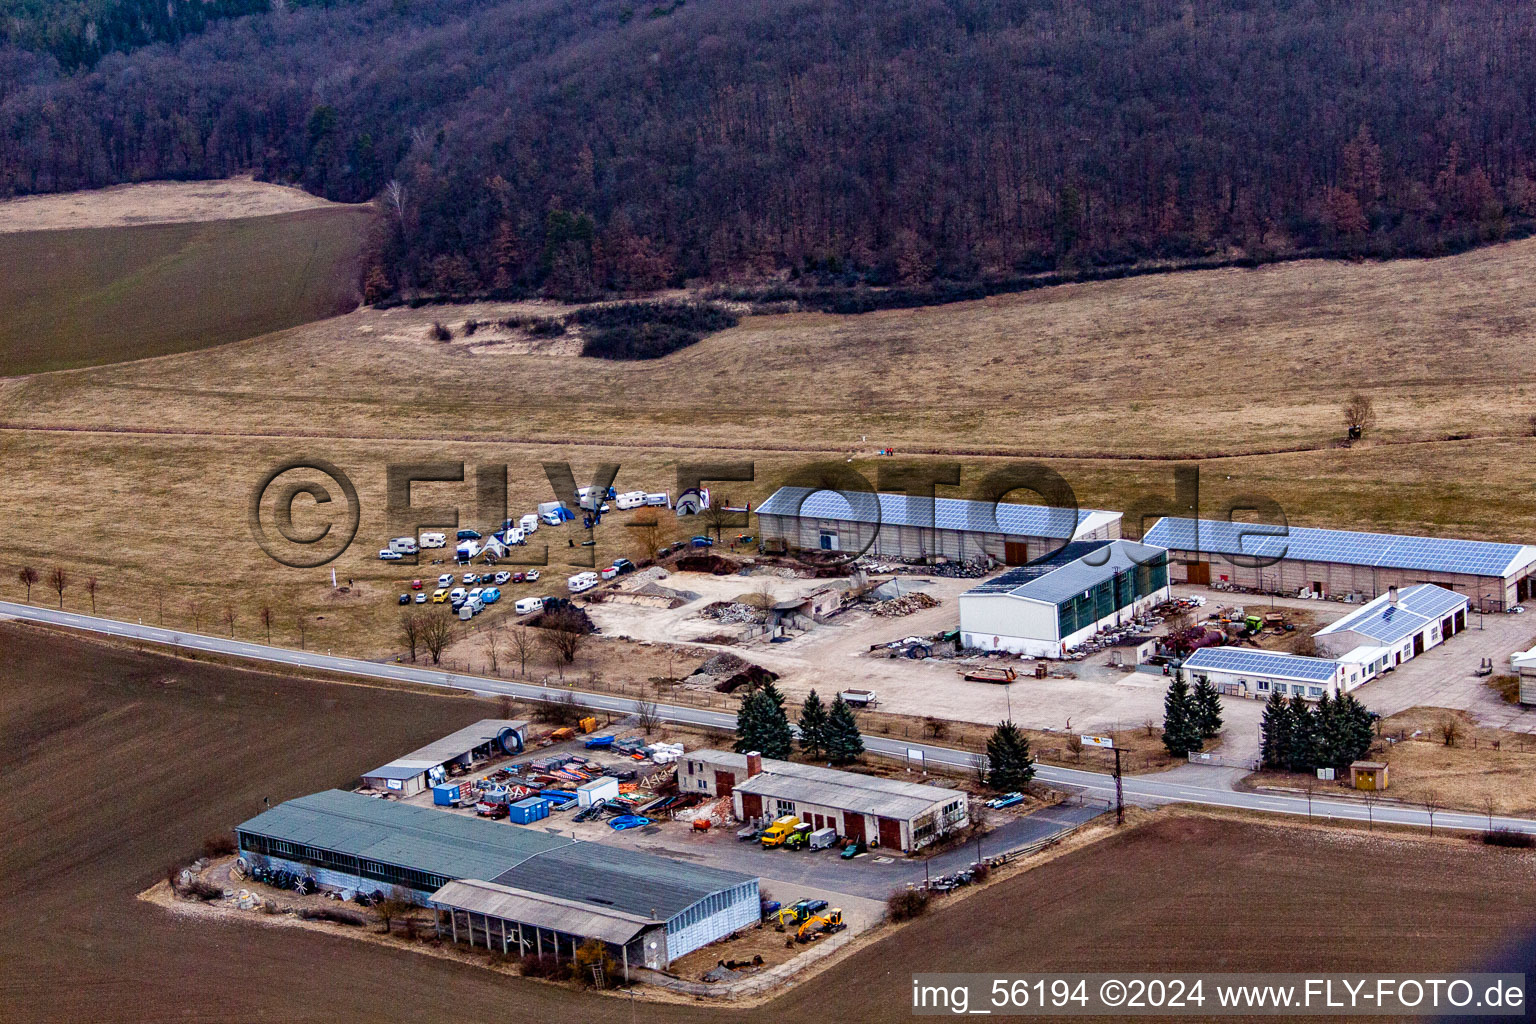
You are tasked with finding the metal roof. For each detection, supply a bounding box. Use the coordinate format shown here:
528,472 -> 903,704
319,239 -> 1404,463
1315,584 -> 1468,644
755,486 -> 1120,540
964,541 -> 1111,595
235,790 -> 565,881
702,750 -> 966,821
963,539 -> 1167,605
497,842 -> 755,922
364,719 -> 528,782
429,879 -> 657,945
1142,517 -> 1536,579
1182,647 -> 1341,683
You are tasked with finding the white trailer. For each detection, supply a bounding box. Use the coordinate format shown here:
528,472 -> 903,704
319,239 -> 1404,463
577,776 -> 620,808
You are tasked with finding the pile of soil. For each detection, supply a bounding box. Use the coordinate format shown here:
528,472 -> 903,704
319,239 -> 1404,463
676,553 -> 737,574
715,664 -> 779,693
692,651 -> 750,677
527,603 -> 595,633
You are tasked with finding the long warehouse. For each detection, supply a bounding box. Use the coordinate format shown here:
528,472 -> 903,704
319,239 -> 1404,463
234,790 -> 758,971
1142,517 -> 1536,611
755,485 -> 1121,565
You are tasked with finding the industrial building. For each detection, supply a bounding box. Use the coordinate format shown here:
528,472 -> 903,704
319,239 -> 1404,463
957,539 -> 1170,657
360,719 -> 528,797
1181,584 -> 1469,700
1511,646 -> 1536,705
1312,584 -> 1469,666
755,485 -> 1121,565
234,790 -> 758,970
1142,517 -> 1536,611
678,750 -> 969,852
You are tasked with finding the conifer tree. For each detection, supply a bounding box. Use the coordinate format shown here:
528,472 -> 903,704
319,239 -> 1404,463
798,689 -> 829,760
1260,688 -> 1293,770
1286,694 -> 1317,772
1192,677 -> 1225,738
823,694 -> 865,765
986,721 -> 1036,791
1162,677 -> 1204,756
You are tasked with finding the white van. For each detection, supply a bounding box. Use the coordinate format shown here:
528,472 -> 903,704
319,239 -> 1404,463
514,596 -> 546,615
419,532 -> 446,549
540,510 -> 564,526
615,490 -> 646,510
388,536 -> 419,555
567,572 -> 599,593
519,514 -> 539,533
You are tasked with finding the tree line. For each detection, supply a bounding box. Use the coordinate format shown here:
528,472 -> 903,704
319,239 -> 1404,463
4,1 -> 1536,300
1260,690 -> 1375,775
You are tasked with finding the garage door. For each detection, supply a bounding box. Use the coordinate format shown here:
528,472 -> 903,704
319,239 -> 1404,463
1003,541 -> 1030,566
714,770 -> 736,797
741,793 -> 762,819
843,813 -> 865,844
1185,561 -> 1211,585
877,817 -> 902,850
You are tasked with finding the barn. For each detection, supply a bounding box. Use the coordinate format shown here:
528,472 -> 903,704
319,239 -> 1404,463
1142,517 -> 1536,611
957,539 -> 1170,657
754,485 -> 1121,565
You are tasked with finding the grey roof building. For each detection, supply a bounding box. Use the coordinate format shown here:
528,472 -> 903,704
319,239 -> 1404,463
235,789 -> 758,970
361,719 -> 529,797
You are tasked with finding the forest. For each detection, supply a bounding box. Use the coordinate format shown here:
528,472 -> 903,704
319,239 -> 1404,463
3,0 -> 1536,300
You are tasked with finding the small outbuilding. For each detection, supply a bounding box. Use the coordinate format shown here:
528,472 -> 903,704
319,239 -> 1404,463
1350,761 -> 1389,791
361,719 -> 528,796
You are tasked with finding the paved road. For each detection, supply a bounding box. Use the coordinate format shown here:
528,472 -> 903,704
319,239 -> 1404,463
6,601 -> 1534,837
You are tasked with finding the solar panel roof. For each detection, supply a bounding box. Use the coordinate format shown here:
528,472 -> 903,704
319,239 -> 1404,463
1182,647 -> 1340,683
756,486 -> 1119,540
1315,584 -> 1467,644
963,539 -> 1167,605
1142,517 -> 1536,578
965,541 -> 1112,595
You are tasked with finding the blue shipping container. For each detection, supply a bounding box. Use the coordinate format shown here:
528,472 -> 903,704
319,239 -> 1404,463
508,797 -> 549,824
432,783 -> 463,806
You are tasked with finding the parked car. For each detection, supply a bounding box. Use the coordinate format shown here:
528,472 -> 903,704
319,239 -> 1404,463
493,571 -> 511,585
414,593 -> 427,603
512,572 -> 525,583
398,593 -> 411,605
457,529 -> 481,540
690,536 -> 713,547
462,572 -> 477,584
378,549 -> 403,560
468,587 -> 484,600
482,587 -> 501,604
432,588 -> 449,603
449,587 -> 467,603
611,558 -> 636,575
410,579 -> 423,590
841,843 -> 862,859
437,573 -> 454,587
525,570 -> 541,582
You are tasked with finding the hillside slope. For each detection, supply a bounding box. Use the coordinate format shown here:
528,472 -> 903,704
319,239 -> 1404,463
2,0 -> 1535,300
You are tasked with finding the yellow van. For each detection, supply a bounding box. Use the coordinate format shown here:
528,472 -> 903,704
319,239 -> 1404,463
760,815 -> 801,848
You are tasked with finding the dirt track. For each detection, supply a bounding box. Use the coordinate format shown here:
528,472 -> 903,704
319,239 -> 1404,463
7,625 -> 1536,1023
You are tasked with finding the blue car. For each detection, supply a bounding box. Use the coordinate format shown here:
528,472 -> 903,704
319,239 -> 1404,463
690,535 -> 713,547
481,587 -> 501,604
609,815 -> 652,831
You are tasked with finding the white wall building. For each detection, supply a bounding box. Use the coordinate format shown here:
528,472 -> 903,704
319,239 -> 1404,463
958,539 -> 1170,658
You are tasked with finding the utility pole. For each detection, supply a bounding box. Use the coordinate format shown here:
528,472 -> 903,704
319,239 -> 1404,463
1113,746 -> 1124,826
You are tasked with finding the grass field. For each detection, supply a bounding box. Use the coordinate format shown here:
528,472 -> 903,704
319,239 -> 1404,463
5,232 -> 1536,655
0,206 -> 371,374
7,627 -> 1535,1023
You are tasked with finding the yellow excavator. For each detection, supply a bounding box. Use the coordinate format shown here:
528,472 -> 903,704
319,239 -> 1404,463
795,908 -> 846,943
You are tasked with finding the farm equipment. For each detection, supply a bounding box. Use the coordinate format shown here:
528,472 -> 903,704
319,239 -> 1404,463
963,666 -> 1017,683
774,899 -> 828,930
795,909 -> 846,943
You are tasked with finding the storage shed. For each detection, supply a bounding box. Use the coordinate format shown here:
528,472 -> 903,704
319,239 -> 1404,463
1143,517 -> 1536,611
755,486 -> 1120,565
361,719 -> 528,797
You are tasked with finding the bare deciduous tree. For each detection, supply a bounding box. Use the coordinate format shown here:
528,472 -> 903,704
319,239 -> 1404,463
701,503 -> 732,543
486,627 -> 500,674
1066,733 -> 1084,763
48,566 -> 67,608
1440,716 -> 1462,747
398,610 -> 422,662
635,698 -> 661,736
507,625 -> 534,676
189,600 -> 204,632
420,615 -> 454,665
86,575 -> 98,613
1361,787 -> 1379,831
17,565 -> 38,603
1421,789 -> 1442,836
1342,392 -> 1376,438
294,613 -> 307,649
629,512 -> 663,560
221,605 -> 237,637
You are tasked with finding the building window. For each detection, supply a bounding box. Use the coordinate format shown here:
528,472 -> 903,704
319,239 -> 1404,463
1308,686 -> 1323,697
1256,679 -> 1269,691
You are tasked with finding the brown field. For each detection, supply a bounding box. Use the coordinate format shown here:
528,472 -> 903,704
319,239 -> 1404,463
0,177 -> 346,232
5,236 -> 1536,656
8,626 -> 1536,1022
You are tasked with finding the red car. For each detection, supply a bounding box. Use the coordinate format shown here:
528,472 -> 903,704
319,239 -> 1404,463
410,579 -> 424,590
513,572 -> 526,583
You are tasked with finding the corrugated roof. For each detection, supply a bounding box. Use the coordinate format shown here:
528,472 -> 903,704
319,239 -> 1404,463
429,879 -> 656,945
965,541 -> 1112,595
755,486 -> 1119,540
963,539 -> 1167,605
700,750 -> 965,820
497,843 -> 755,921
1315,584 -> 1468,644
364,719 -> 528,782
236,790 -> 565,881
1142,517 -> 1536,579
1182,647 -> 1341,683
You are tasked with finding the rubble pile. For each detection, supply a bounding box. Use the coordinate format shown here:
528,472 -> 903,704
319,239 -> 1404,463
871,592 -> 940,617
700,601 -> 766,624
